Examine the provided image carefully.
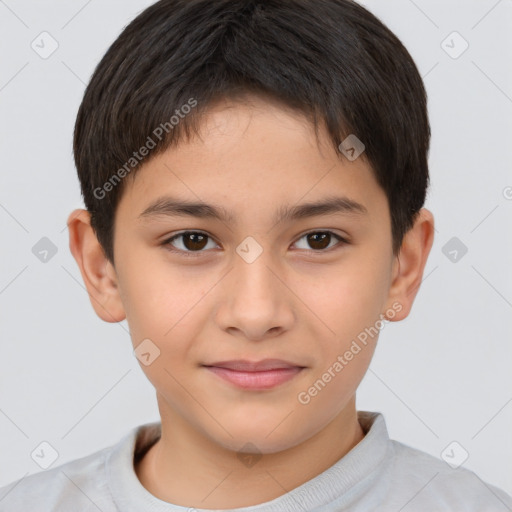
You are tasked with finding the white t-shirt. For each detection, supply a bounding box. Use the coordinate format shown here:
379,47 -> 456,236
1,411 -> 511,511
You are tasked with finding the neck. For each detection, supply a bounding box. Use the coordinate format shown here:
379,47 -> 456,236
135,396 -> 365,509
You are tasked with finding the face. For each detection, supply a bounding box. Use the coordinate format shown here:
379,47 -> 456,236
107,97 -> 402,453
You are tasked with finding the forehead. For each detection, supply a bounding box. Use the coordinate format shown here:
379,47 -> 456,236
117,97 -> 387,224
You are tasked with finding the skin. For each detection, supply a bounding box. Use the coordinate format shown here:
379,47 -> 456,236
67,96 -> 434,509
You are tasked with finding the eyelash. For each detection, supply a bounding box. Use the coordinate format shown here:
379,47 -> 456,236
161,230 -> 349,258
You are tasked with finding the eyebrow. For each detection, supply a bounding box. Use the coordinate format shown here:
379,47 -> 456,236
138,194 -> 368,225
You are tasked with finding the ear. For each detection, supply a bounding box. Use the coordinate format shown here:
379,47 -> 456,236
67,209 -> 126,323
383,208 -> 435,321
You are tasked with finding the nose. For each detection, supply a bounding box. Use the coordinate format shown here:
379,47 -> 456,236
214,248 -> 295,342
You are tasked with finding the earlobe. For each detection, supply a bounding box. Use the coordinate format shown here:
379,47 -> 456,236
67,209 -> 126,323
384,208 -> 435,322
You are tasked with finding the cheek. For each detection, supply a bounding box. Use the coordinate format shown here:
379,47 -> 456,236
116,250 -> 209,346
302,259 -> 388,341
294,251 -> 391,400
116,254 -> 208,406
295,270 -> 381,418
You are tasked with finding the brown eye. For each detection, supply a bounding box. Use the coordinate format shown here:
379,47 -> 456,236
182,232 -> 208,250
294,231 -> 346,251
307,232 -> 331,250
164,231 -> 217,254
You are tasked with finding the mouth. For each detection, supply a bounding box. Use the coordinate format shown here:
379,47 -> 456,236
202,359 -> 305,390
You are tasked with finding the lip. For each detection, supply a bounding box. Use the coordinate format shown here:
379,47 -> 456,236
202,359 -> 305,390
204,358 -> 301,372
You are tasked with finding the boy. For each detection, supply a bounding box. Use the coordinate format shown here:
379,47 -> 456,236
1,0 -> 511,510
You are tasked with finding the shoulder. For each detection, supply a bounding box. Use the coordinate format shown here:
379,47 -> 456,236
386,439 -> 512,511
0,441 -> 117,512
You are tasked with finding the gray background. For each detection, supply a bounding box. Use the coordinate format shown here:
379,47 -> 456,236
1,0 -> 511,501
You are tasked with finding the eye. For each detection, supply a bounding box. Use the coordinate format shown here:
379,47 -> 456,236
162,229 -> 348,257
163,231 -> 219,255
293,231 -> 347,252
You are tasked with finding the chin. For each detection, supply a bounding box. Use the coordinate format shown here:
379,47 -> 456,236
203,416 -> 313,456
